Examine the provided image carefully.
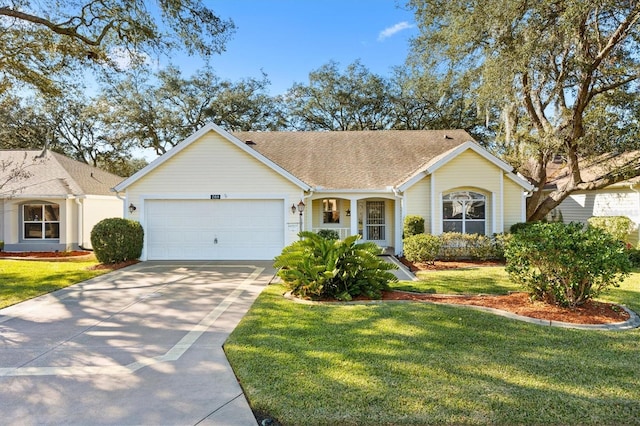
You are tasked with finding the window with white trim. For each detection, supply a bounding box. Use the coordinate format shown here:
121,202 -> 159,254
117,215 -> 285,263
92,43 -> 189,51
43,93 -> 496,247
23,204 -> 60,239
443,191 -> 486,234
322,199 -> 340,223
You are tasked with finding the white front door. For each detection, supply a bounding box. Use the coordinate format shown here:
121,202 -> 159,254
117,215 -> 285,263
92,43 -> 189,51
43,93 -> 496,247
364,200 -> 388,245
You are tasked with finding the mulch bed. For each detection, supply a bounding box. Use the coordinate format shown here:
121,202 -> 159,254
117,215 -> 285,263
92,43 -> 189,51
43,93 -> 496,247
0,250 -> 92,258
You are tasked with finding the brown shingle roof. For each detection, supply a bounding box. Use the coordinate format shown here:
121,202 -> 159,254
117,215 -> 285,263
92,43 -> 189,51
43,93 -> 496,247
232,130 -> 475,189
0,150 -> 123,197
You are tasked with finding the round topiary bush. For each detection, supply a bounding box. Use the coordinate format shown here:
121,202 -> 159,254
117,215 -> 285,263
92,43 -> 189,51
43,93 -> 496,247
90,218 -> 144,264
403,215 -> 425,238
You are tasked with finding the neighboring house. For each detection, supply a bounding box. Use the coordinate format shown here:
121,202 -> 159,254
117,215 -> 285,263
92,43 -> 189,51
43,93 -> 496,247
0,150 -> 124,252
114,123 -> 533,261
546,153 -> 640,245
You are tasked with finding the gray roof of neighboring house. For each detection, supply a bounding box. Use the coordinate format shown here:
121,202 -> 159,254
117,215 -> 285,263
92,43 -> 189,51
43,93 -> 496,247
0,150 -> 123,197
231,130 -> 476,189
544,151 -> 640,190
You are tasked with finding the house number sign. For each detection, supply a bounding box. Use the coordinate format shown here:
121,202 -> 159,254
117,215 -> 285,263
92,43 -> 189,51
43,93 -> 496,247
210,194 -> 221,199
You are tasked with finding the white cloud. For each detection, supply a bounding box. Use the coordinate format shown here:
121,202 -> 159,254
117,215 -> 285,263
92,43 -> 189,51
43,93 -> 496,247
378,21 -> 415,41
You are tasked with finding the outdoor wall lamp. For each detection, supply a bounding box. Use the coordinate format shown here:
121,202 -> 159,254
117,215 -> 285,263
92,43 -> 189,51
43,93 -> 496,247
346,209 -> 351,216
291,203 -> 297,214
129,203 -> 137,214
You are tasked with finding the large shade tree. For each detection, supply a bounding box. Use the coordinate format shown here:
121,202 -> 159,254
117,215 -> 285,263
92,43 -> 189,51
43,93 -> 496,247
0,0 -> 235,94
102,66 -> 279,155
285,61 -> 393,130
407,0 -> 640,220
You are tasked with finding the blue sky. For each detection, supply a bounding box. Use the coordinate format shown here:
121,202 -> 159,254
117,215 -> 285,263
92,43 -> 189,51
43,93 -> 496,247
172,0 -> 417,95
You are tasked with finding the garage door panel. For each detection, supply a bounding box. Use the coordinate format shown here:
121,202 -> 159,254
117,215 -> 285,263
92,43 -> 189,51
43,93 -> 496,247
145,199 -> 284,260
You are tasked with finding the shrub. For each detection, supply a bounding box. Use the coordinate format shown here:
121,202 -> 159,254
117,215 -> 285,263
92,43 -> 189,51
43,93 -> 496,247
628,247 -> 640,267
403,215 -> 425,238
403,234 -> 441,264
587,216 -> 635,243
438,232 -> 501,260
504,222 -> 631,308
274,232 -> 398,301
316,229 -> 340,240
90,218 -> 144,264
510,221 -> 536,234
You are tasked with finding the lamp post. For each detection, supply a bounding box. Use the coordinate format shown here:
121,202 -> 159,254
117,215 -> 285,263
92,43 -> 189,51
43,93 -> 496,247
297,200 -> 305,233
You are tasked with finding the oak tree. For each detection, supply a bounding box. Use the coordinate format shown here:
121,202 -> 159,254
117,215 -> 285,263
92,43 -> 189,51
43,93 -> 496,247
408,0 -> 640,220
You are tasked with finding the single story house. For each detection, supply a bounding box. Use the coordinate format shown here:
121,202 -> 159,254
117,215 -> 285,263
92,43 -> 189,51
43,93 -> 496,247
114,123 -> 533,261
0,150 -> 124,252
547,152 -> 640,245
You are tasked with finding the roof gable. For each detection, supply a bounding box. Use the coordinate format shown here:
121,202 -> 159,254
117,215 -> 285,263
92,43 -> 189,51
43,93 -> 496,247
114,123 -> 311,192
397,141 -> 534,192
0,150 -> 123,197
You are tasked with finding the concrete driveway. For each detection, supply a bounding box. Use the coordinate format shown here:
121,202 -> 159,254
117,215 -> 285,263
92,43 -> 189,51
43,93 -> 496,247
0,261 -> 274,425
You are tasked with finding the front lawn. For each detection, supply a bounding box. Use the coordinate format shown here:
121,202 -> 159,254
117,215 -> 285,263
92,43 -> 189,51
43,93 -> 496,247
0,259 -> 109,309
225,268 -> 640,425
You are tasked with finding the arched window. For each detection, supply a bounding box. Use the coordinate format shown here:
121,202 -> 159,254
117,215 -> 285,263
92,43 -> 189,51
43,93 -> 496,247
23,203 -> 60,239
442,191 -> 486,235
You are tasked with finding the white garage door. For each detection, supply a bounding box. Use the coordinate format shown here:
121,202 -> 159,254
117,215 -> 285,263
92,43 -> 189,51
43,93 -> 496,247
145,199 -> 284,260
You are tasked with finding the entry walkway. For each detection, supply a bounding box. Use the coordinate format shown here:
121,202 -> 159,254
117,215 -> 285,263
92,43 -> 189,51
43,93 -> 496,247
0,261 -> 273,425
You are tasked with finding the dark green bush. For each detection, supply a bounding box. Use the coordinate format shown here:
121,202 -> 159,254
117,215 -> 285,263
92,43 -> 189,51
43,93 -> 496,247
403,215 -> 425,238
510,221 -> 536,234
628,248 -> 640,267
504,222 -> 631,308
90,218 -> 144,264
587,216 -> 635,243
316,229 -> 340,240
274,232 -> 398,301
403,234 -> 441,264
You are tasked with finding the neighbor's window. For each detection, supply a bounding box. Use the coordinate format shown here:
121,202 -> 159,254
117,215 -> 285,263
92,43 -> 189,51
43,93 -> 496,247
442,191 -> 485,234
323,199 -> 340,223
23,204 -> 60,239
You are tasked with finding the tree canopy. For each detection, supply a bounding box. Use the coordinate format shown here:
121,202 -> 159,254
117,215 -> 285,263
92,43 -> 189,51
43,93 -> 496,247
407,0 -> 640,220
0,0 -> 234,94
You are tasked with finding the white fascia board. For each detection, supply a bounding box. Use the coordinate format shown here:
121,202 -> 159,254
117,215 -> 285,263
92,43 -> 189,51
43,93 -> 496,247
397,170 -> 427,192
114,122 -> 311,192
312,188 -> 394,194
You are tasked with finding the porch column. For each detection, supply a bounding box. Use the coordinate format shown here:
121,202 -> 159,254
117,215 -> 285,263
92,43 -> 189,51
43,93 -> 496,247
349,198 -> 358,239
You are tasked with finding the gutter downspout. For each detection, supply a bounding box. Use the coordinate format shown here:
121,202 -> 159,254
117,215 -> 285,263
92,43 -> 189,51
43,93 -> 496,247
74,197 -> 85,250
112,188 -> 128,218
392,187 -> 404,256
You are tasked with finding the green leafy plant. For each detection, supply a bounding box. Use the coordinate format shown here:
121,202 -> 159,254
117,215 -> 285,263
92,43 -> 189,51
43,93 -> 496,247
504,222 -> 631,308
274,232 -> 398,301
587,216 -> 635,243
90,218 -> 144,264
316,229 -> 340,240
403,215 -> 425,238
402,234 -> 441,264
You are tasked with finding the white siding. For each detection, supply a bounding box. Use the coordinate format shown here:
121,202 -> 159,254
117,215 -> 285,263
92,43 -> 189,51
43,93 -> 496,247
125,131 -> 304,258
556,188 -> 640,245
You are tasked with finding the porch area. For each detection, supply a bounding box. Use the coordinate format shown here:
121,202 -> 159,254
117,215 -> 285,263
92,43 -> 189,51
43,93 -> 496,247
308,196 -> 401,253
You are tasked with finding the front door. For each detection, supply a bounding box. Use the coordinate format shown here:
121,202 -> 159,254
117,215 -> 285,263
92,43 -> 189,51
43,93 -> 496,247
365,201 -> 387,245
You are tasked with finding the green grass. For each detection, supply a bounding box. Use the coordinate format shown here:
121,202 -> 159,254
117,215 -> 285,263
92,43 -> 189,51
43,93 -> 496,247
393,266 -> 517,294
0,259 -> 109,309
225,269 -> 640,425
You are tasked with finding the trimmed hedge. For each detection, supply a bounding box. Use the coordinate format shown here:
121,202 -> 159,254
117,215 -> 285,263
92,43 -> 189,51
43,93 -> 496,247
90,218 -> 144,264
403,234 -> 441,264
402,232 -> 505,262
403,215 -> 425,238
